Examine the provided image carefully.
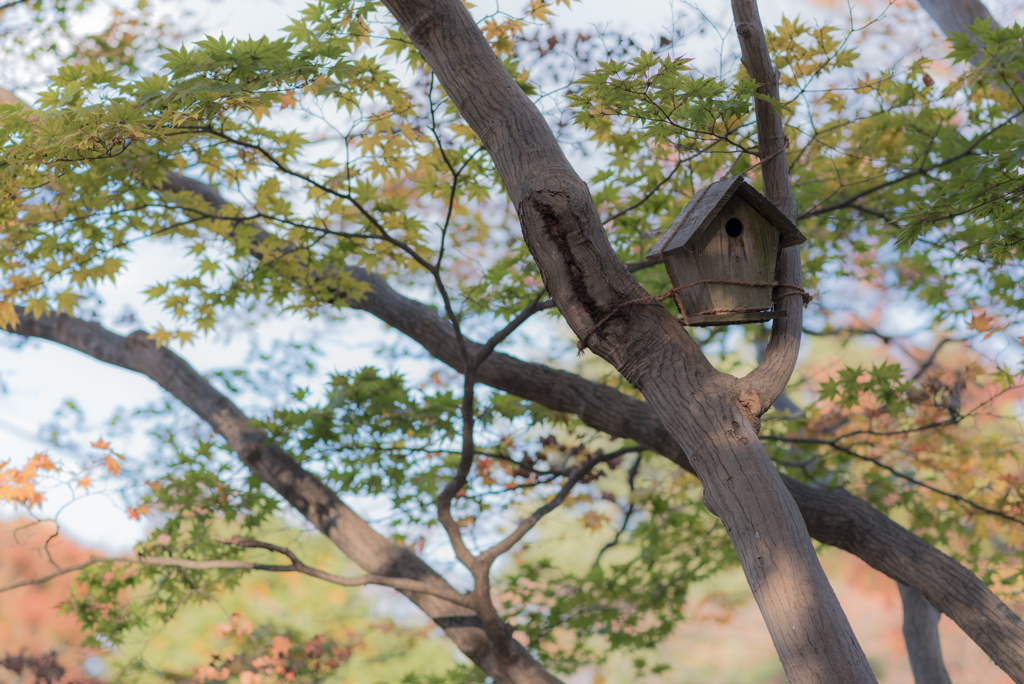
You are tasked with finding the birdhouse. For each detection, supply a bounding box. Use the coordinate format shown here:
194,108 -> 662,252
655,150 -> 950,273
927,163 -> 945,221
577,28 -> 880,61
646,176 -> 806,326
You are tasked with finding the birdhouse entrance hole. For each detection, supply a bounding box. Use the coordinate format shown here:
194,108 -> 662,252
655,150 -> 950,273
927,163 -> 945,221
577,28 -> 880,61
725,218 -> 743,238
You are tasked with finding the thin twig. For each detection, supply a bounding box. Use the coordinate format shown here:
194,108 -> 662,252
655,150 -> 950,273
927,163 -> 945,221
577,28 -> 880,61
602,158 -> 684,224
479,446 -> 642,565
763,436 -> 1024,526
594,452 -> 643,566
0,537 -> 475,608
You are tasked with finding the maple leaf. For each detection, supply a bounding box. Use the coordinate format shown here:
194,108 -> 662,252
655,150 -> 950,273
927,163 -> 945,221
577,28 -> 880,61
91,438 -> 110,449
77,475 -> 92,491
148,328 -> 173,348
251,105 -> 270,122
580,510 -> 609,532
0,453 -> 57,507
280,90 -> 296,108
969,309 -> 995,334
104,454 -> 122,476
127,503 -> 150,520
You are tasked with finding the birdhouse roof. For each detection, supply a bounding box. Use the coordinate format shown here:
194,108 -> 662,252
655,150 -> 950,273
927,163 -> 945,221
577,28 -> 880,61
646,176 -> 805,259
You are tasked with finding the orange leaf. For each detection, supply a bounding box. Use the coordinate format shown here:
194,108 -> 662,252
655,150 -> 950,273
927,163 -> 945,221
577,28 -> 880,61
91,438 -> 111,450
271,635 -> 292,656
77,475 -> 92,491
969,309 -> 995,334
104,455 -> 122,476
280,90 -> 296,108
0,453 -> 58,507
580,510 -> 609,532
126,504 -> 149,520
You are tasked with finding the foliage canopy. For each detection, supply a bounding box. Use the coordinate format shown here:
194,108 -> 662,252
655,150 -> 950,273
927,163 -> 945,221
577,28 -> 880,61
3,0 -> 1024,681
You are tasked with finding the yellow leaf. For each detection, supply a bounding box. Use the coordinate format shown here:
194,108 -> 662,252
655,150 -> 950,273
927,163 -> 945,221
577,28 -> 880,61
0,300 -> 19,330
304,75 -> 331,95
26,297 -> 49,320
528,0 -> 554,22
55,289 -> 79,315
149,327 -> 173,348
580,510 -> 609,532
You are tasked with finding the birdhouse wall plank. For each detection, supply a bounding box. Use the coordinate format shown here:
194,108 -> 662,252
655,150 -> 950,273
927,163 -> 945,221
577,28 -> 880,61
664,248 -> 713,317
696,199 -> 776,312
751,208 -> 781,283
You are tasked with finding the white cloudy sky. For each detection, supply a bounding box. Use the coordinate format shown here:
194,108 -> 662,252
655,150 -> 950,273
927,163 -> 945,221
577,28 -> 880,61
2,0 -> 1021,552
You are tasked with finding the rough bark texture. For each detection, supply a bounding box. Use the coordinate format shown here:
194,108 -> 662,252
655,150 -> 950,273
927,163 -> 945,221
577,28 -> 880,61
10,312 -> 562,684
899,584 -> 953,684
380,0 -> 876,681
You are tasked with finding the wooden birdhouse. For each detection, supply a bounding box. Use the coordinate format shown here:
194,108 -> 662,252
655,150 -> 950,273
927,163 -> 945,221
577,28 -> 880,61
646,176 -> 806,326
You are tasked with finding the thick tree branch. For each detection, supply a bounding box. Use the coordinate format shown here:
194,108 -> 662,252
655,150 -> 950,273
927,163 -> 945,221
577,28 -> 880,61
919,0 -> 999,46
732,0 -> 804,412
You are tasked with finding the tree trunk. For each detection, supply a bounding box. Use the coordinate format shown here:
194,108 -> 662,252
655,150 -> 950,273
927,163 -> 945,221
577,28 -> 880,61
899,583 -> 953,684
639,371 -> 878,683
380,0 -> 877,681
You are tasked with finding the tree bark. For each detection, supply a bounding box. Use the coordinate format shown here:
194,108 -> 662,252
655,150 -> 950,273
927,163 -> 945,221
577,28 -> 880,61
380,0 -> 876,681
899,583 -> 953,684
9,312 -> 561,684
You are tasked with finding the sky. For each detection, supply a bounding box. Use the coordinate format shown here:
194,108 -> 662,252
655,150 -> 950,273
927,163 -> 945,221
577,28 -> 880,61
2,0 -> 1022,554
